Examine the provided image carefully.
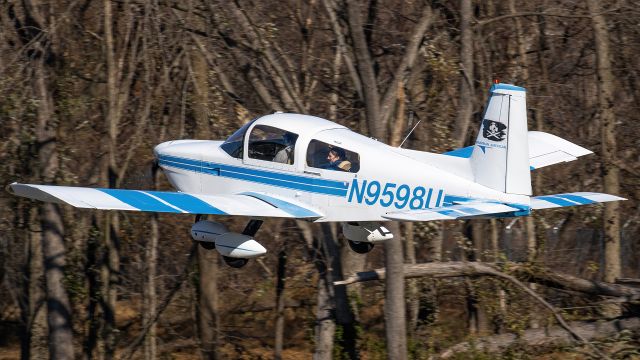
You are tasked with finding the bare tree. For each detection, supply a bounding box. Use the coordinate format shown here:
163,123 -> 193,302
585,0 -> 620,290
35,28 -> 74,360
25,209 -> 48,360
342,1 -> 436,357
453,0 -> 475,147
196,245 -> 220,360
274,243 -> 287,360
14,1 -> 77,358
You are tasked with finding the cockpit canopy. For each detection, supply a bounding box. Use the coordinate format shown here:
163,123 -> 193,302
220,118 -> 256,158
220,113 -> 361,173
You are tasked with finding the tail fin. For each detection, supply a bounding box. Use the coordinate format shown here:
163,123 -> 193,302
470,83 -> 532,195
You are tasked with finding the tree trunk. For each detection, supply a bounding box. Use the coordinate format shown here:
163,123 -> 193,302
295,221 -> 334,360
585,0 -> 620,285
586,0 -> 621,319
197,245 -> 220,360
346,0 -> 381,138
274,247 -> 287,360
383,222 -> 407,360
453,0 -> 475,147
25,209 -> 48,360
40,202 -> 73,360
35,56 -> 74,359
320,223 -> 358,359
467,222 -> 490,335
297,221 -> 359,360
383,83 -> 413,359
190,48 -> 211,139
311,225 -> 334,360
84,220 -> 100,360
143,168 -> 159,360
102,1 -> 121,356
403,223 -> 419,335
314,273 -> 335,360
430,224 -> 444,262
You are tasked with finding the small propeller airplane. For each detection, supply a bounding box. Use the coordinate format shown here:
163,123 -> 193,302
9,83 -> 625,268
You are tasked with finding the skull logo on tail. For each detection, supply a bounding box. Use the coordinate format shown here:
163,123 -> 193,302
482,120 -> 507,142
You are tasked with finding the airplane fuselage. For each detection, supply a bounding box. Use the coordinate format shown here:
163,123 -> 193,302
154,114 -> 529,222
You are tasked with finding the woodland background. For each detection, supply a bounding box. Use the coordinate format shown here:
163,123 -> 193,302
1,0 -> 640,359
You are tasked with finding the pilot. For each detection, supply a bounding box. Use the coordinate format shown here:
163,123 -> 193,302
326,147 -> 351,172
273,132 -> 296,164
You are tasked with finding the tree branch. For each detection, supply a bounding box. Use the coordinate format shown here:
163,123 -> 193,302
475,7 -> 622,27
439,317 -> 640,358
119,244 -> 197,360
322,0 -> 363,101
346,0 -> 381,138
337,261 -> 629,360
378,4 -> 434,126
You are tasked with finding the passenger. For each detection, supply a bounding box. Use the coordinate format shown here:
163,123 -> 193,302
273,133 -> 296,164
326,147 -> 351,172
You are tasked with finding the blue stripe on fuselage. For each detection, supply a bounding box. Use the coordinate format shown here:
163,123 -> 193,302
159,159 -> 201,173
158,154 -> 348,196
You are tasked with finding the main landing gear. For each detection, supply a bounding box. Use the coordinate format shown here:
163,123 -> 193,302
347,240 -> 375,254
221,219 -> 263,268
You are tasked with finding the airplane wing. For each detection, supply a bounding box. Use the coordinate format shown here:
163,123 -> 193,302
382,202 -> 524,221
530,192 -> 626,209
443,131 -> 593,170
384,192 -> 626,221
9,183 -> 323,219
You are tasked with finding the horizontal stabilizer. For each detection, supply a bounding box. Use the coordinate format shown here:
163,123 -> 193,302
443,131 -> 592,170
383,202 -> 523,222
9,183 -> 323,219
528,131 -> 592,169
531,192 -> 625,209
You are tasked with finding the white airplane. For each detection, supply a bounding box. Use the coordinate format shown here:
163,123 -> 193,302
10,83 -> 625,267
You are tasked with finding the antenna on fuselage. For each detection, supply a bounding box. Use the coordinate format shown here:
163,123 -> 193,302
399,112 -> 420,148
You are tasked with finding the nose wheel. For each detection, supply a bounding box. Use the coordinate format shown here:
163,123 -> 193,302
222,256 -> 249,268
198,241 -> 216,250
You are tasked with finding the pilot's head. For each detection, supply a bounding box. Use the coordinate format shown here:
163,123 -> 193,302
327,147 -> 346,164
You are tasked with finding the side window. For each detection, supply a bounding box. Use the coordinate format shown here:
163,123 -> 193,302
248,125 -> 298,164
306,140 -> 360,173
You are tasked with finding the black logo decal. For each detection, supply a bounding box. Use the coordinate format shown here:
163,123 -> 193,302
482,119 -> 507,142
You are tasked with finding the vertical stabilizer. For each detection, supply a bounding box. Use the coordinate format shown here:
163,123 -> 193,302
470,83 -> 532,195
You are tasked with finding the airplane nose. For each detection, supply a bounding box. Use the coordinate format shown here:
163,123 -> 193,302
153,141 -> 174,158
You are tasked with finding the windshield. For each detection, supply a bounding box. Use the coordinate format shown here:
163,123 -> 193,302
220,118 -> 258,158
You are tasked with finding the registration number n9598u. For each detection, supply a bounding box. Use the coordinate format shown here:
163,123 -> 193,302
347,179 -> 444,209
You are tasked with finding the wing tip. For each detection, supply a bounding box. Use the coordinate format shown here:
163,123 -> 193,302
6,182 -> 17,195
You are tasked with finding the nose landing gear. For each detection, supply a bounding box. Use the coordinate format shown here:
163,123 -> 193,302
193,215 -> 264,268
